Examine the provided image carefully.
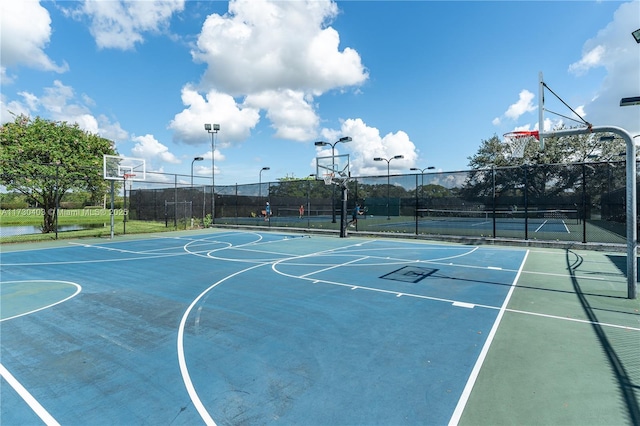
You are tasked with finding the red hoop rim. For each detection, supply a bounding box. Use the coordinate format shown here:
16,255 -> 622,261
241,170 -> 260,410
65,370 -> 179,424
122,173 -> 136,179
503,130 -> 539,140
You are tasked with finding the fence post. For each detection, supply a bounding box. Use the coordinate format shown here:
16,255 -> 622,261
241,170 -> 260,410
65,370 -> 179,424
415,173 -> 419,235
524,165 -> 529,240
492,167 -> 496,238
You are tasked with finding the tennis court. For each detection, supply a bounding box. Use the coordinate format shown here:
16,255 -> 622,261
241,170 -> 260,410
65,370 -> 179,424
1,229 -> 638,425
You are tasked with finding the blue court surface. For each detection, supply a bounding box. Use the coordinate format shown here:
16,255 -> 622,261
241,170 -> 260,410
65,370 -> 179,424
0,230 -> 528,424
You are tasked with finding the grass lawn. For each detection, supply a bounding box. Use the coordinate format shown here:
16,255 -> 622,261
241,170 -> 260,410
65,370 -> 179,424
0,208 -> 173,244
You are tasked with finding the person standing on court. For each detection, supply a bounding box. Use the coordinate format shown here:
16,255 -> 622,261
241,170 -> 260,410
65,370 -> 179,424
348,203 -> 363,227
299,204 -> 305,218
265,201 -> 271,221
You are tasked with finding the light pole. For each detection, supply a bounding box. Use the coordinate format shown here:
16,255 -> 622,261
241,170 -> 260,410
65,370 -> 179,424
204,123 -> 220,224
375,155 -> 404,220
314,136 -> 352,222
410,166 -> 435,198
259,166 -> 270,200
191,156 -> 204,186
410,166 -> 435,219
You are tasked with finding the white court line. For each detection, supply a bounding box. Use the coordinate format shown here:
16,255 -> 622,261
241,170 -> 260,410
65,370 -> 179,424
534,220 -> 547,233
0,281 -> 82,322
299,256 -> 369,278
0,363 -> 60,426
448,250 -> 530,426
505,308 -> 640,332
470,220 -> 491,227
177,262 -> 268,426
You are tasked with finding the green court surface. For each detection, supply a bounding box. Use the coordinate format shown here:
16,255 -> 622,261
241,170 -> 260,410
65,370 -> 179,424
1,229 -> 638,425
459,247 -> 640,425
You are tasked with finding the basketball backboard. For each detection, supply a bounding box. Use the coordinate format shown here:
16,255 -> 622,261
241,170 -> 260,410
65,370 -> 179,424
103,155 -> 146,181
316,154 -> 350,182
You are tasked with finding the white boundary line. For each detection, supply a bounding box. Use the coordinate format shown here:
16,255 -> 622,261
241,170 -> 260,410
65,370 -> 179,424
447,249 -> 530,425
0,281 -> 82,322
0,363 -> 60,425
176,262 -> 268,426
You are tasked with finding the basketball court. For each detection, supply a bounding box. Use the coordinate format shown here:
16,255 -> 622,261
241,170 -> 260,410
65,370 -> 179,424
1,229 -> 638,425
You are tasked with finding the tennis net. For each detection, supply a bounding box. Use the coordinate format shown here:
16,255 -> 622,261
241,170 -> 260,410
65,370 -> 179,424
416,208 -> 580,224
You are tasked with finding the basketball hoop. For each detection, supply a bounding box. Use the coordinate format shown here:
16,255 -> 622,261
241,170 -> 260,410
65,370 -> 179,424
123,173 -> 136,180
323,172 -> 334,185
503,130 -> 539,158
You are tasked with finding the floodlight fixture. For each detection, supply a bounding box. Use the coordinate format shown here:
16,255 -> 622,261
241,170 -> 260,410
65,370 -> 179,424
411,166 -> 435,173
314,141 -> 328,147
633,28 -> 640,43
620,96 -> 640,107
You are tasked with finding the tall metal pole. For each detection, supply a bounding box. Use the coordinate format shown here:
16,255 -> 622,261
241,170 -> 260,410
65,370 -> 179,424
205,124 -> 220,225
543,126 -> 636,299
386,161 -> 391,220
492,166 -> 496,238
259,167 -> 270,204
375,155 -> 403,220
211,132 -> 215,223
331,144 -> 336,223
191,156 -> 203,187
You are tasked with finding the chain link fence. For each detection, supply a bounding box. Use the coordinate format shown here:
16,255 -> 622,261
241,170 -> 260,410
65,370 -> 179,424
126,161 -> 634,245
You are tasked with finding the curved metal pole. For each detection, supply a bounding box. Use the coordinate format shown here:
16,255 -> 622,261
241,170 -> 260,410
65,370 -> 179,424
543,126 -> 636,299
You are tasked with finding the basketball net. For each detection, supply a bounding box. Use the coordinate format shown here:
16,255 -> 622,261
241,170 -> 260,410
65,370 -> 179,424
503,131 -> 539,159
323,172 -> 334,185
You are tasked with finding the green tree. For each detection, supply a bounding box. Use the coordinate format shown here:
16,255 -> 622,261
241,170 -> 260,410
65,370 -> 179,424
0,115 -> 117,232
467,128 -> 626,170
463,128 -> 626,203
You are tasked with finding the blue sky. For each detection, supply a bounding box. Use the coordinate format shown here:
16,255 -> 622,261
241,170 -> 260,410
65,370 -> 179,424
2,0 -> 639,186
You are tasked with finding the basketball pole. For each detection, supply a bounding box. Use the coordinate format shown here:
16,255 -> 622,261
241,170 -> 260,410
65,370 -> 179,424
542,126 -> 637,299
110,180 -> 115,239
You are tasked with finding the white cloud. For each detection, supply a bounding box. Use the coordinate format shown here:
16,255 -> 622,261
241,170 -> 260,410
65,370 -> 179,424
131,134 -> 181,166
70,0 -> 185,50
0,80 -> 128,142
504,90 -> 536,121
572,1 -> 640,135
0,95 -> 31,123
185,0 -> 368,142
168,85 -> 261,145
0,0 -> 68,73
318,118 -> 419,177
245,90 -> 319,141
192,0 -> 366,95
568,45 -> 605,76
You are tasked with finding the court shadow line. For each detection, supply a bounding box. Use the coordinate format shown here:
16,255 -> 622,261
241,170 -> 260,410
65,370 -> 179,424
566,249 -> 640,423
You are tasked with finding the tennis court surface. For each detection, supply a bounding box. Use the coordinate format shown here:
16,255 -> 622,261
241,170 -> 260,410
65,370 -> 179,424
1,229 -> 638,425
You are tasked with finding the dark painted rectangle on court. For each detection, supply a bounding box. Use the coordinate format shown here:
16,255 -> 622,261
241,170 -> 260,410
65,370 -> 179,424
380,266 -> 438,283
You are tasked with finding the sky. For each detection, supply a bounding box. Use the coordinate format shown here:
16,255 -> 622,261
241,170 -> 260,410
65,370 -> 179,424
1,0 -> 639,186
